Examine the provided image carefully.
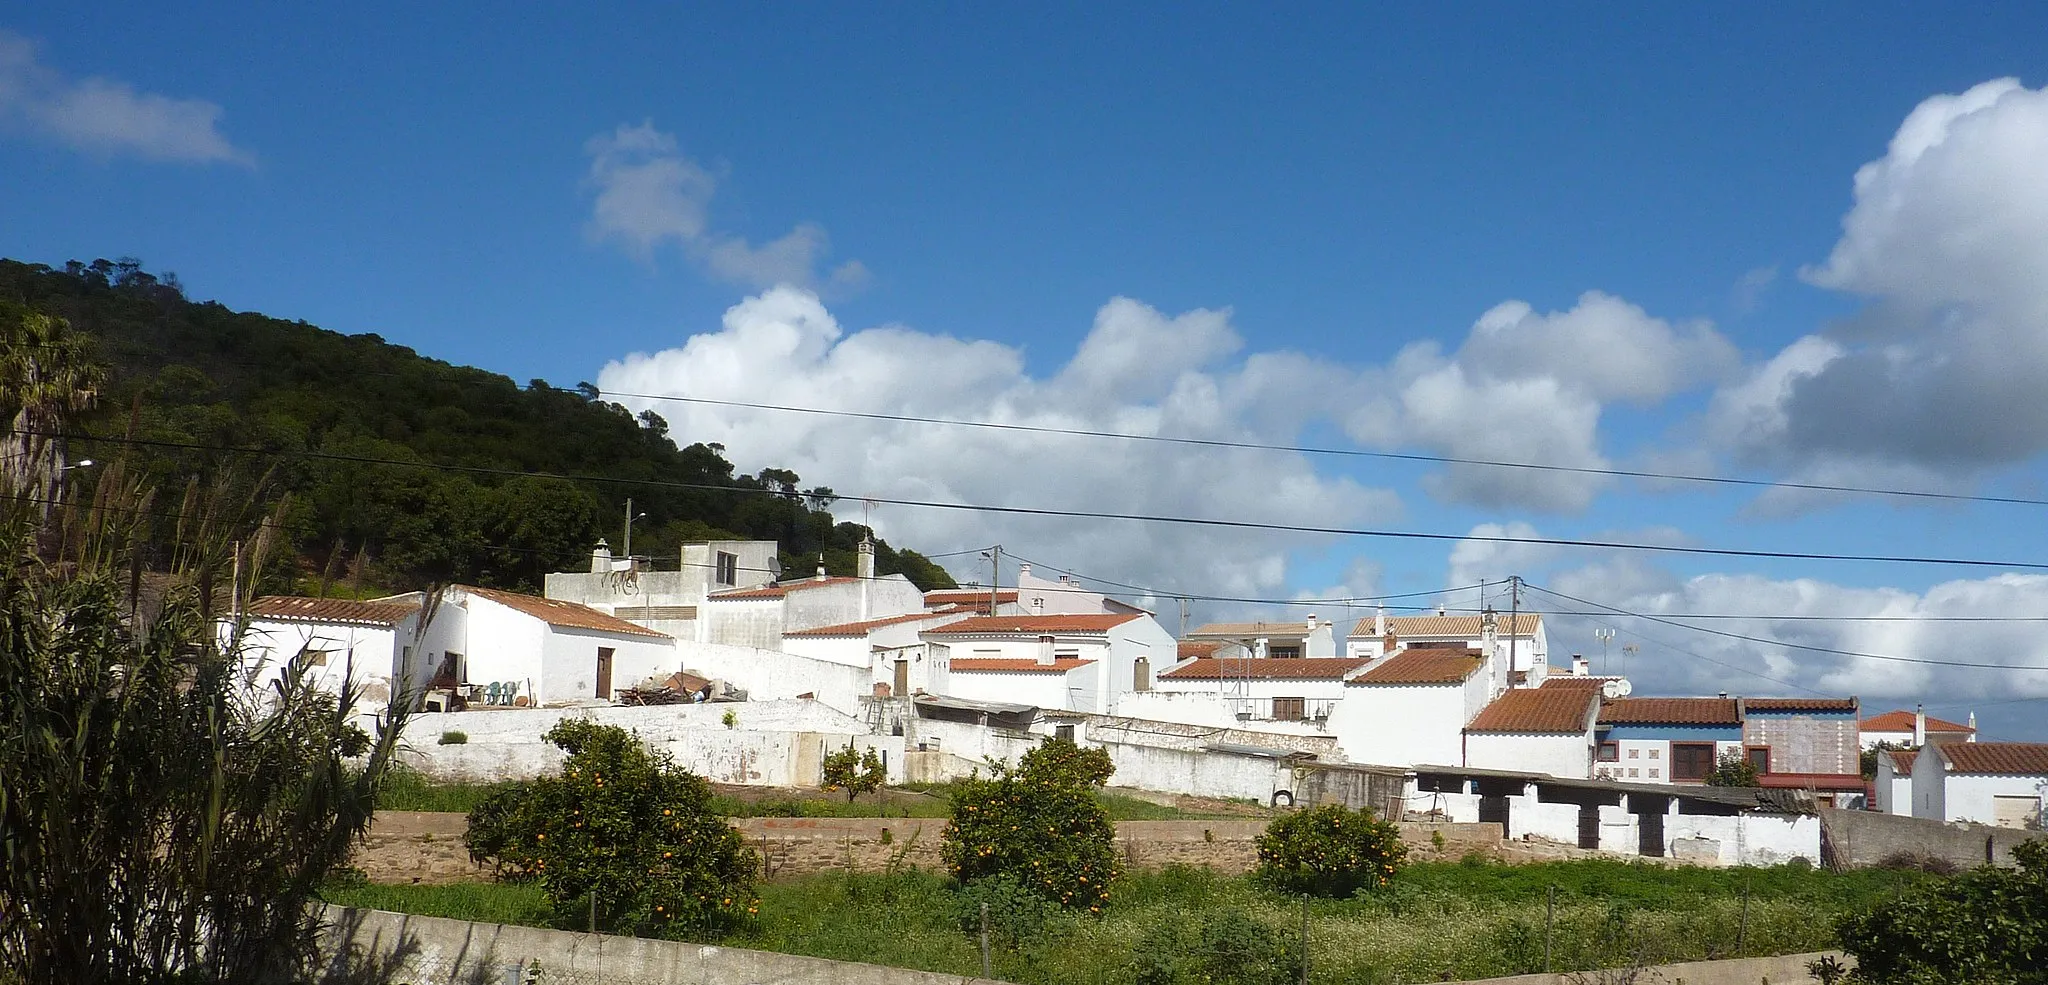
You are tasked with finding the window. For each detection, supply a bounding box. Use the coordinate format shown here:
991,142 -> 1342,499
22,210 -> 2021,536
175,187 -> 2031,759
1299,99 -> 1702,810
1628,748 -> 1640,759
306,649 -> 332,666
1597,741 -> 1619,762
1649,768 -> 1660,778
1627,769 -> 1639,777
1648,748 -> 1661,760
715,551 -> 739,586
1670,743 -> 1717,782
1055,725 -> 1076,742
1271,697 -> 1307,721
1268,645 -> 1302,659
1746,746 -> 1771,774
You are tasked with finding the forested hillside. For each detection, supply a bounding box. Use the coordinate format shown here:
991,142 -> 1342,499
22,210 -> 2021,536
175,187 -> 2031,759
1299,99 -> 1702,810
0,257 -> 956,593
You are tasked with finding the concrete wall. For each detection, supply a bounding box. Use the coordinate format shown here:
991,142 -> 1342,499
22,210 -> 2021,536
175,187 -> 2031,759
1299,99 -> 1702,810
784,575 -> 927,631
1819,806 -> 2046,869
1441,951 -> 1847,985
1942,772 -> 2047,826
702,597 -> 784,649
1465,732 -> 1592,778
540,625 -> 675,703
314,904 -> 1013,985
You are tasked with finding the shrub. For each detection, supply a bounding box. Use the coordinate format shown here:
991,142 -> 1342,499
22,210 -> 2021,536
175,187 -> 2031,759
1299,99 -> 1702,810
721,709 -> 737,729
953,873 -> 1058,949
821,745 -> 886,803
1130,906 -> 1302,985
439,730 -> 469,745
1256,803 -> 1408,897
1836,837 -> 2048,983
1705,750 -> 1760,787
463,719 -> 760,935
941,737 -> 1120,912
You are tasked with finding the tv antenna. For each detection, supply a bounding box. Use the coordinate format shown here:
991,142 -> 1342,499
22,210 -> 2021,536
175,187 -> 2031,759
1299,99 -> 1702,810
1593,627 -> 1616,670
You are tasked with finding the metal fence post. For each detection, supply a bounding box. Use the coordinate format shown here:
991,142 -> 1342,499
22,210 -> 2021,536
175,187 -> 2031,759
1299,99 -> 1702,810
1299,894 -> 1310,985
1544,884 -> 1555,973
980,901 -> 990,979
1737,873 -> 1750,954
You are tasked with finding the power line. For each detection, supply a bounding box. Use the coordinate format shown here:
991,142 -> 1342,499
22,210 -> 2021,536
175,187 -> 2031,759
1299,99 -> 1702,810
1521,582 -> 2048,672
596,388 -> 2048,510
30,427 -> 2048,573
15,336 -> 2047,510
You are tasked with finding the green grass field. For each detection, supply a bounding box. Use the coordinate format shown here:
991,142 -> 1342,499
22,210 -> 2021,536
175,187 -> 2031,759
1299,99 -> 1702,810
324,858 -> 1919,984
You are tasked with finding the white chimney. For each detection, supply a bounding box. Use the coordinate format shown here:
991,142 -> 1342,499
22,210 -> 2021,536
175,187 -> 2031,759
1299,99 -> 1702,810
1572,654 -> 1589,676
1968,711 -> 1977,738
1374,604 -> 1386,639
1437,603 -> 1447,617
591,539 -> 613,574
857,538 -> 875,581
1914,704 -> 1927,746
1306,613 -> 1318,633
1017,562 -> 1031,579
815,554 -> 828,582
1036,635 -> 1056,666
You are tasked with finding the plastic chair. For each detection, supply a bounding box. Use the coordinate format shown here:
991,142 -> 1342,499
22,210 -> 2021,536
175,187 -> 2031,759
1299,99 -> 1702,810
485,682 -> 502,706
501,680 -> 519,704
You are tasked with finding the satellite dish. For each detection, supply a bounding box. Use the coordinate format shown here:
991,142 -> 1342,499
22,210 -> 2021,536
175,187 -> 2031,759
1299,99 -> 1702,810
1601,679 -> 1632,699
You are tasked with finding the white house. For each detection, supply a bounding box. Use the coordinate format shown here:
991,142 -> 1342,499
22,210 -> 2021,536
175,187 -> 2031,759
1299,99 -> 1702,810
1873,747 -> 1917,816
1909,741 -> 2048,828
780,610 -> 974,698
1462,678 -> 1602,778
1182,615 -> 1338,659
1327,645 -> 1500,768
1593,697 -> 1745,785
405,585 -> 676,707
231,595 -> 423,715
1348,610 -> 1546,678
544,539 -> 781,641
922,612 -> 1173,714
1149,655 -> 1368,725
1861,707 -> 1976,750
701,562 -> 928,650
1010,565 -> 1150,616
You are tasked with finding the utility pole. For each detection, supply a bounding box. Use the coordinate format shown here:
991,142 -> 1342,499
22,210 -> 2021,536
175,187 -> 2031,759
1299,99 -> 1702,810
622,498 -> 647,566
1507,575 -> 1521,678
982,544 -> 1001,615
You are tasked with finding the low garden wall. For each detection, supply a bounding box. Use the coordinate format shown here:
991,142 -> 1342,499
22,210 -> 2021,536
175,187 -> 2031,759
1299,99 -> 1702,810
1819,806 -> 2042,869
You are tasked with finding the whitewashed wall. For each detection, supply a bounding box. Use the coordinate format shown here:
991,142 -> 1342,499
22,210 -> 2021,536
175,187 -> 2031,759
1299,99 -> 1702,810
676,640 -> 871,716
1465,732 -> 1592,778
405,728 -> 910,787
231,617 -> 406,714
947,668 -> 1079,711
1873,757 -> 1912,816
906,717 -> 1300,804
1939,772 -> 2048,826
783,575 -> 927,631
702,598 -> 783,649
539,626 -> 675,702
1328,683 -> 1468,768
457,597 -> 550,702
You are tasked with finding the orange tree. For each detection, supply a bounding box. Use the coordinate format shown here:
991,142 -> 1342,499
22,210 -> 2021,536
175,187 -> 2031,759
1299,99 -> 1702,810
1255,803 -> 1408,897
465,720 -> 758,935
941,737 -> 1120,912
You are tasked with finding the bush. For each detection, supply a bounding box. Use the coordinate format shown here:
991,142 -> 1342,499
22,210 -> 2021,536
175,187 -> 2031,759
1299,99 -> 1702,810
941,737 -> 1120,912
463,719 -> 760,935
953,873 -> 1058,949
1705,750 -> 1759,787
1130,906 -> 1302,985
1256,803 -> 1408,897
821,745 -> 886,803
438,730 -> 468,745
1836,838 -> 2048,983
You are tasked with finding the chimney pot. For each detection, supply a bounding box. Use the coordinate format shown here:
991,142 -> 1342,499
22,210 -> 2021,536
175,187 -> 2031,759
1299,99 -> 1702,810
1571,654 -> 1589,676
1018,563 -> 1031,578
591,539 -> 613,574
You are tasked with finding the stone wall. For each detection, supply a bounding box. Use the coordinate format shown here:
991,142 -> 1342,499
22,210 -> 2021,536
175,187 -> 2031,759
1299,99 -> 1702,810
1444,951 -> 1848,985
1819,806 -> 2043,869
355,812 -> 1506,885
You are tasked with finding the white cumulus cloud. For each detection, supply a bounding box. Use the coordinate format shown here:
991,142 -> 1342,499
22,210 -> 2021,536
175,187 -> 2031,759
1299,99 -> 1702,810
584,123 -> 866,291
597,287 -> 1401,608
0,31 -> 251,165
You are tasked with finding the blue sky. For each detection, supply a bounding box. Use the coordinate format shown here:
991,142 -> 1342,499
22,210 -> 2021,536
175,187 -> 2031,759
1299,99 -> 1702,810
5,5 -> 2048,736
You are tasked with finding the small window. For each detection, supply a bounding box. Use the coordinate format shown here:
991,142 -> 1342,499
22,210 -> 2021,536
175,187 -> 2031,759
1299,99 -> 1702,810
1628,748 -> 1640,759
1746,746 -> 1771,774
715,551 -> 739,586
1649,768 -> 1661,778
1597,741 -> 1620,762
1271,697 -> 1307,721
1055,725 -> 1076,742
306,649 -> 332,666
1627,769 -> 1639,778
1268,645 -> 1302,659
1648,748 -> 1661,760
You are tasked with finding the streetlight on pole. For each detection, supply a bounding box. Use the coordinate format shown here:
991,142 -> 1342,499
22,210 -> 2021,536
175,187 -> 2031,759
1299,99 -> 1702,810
622,498 -> 648,566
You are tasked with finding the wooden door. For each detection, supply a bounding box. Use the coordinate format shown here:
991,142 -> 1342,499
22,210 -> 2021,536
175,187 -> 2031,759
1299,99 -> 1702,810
1578,806 -> 1602,849
1638,808 -> 1665,856
596,647 -> 615,699
1478,794 -> 1510,832
1671,742 -> 1717,782
893,659 -> 910,696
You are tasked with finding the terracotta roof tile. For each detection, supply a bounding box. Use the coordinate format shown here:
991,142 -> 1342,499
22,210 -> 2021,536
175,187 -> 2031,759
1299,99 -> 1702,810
923,614 -> 1144,636
949,658 -> 1094,673
246,595 -> 419,626
1160,657 -> 1370,682
1598,697 -> 1741,726
1757,773 -> 1868,791
1746,697 -> 1859,713
1347,613 -> 1542,639
785,612 -> 963,638
710,576 -> 862,600
462,586 -> 671,639
1186,621 -> 1315,638
1178,640 -> 1225,660
1937,741 -> 2048,776
1350,648 -> 1484,686
1884,749 -> 1918,774
1540,676 -> 1622,689
1861,710 -> 1975,734
1465,683 -> 1598,734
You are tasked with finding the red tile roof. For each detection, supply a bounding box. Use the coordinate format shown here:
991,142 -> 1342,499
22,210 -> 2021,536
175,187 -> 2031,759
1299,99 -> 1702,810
1349,648 -> 1484,686
1598,697 -> 1741,726
949,658 -> 1094,673
923,589 -> 1017,614
1936,741 -> 2048,776
461,586 -> 671,639
784,612 -> 960,638
1885,749 -> 1918,774
1160,657 -> 1370,682
1465,683 -> 1597,734
1540,675 -> 1622,689
1347,613 -> 1543,639
246,595 -> 419,626
710,577 -> 862,600
1178,640 -> 1225,660
1861,710 -> 1975,734
1187,621 -> 1315,638
923,613 -> 1144,636
1757,773 -> 1868,791
1746,697 -> 1859,712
